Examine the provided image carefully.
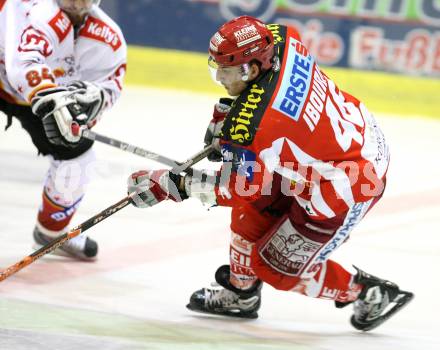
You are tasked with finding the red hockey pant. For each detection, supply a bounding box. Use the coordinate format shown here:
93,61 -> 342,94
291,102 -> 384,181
229,197 -> 381,302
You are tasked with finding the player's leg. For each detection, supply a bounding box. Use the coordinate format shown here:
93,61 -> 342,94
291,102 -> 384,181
252,198 -> 413,330
7,103 -> 98,260
187,203 -> 278,318
33,148 -> 98,260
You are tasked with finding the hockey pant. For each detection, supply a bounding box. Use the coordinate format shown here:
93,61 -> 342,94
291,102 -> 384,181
229,196 -> 381,303
36,148 -> 96,237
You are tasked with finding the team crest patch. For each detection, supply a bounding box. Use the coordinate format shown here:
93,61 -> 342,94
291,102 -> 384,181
18,26 -> 53,57
259,218 -> 322,276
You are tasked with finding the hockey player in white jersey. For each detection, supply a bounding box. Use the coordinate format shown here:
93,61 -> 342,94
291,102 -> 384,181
0,0 -> 127,260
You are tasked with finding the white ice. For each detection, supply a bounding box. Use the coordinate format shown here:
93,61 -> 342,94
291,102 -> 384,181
1,86 -> 439,350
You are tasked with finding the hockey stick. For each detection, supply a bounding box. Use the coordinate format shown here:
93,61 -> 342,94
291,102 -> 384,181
0,146 -> 212,283
83,130 -> 223,186
82,129 -> 210,175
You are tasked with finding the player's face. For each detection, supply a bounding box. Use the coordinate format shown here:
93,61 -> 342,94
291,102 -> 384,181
208,56 -> 249,96
58,0 -> 94,25
217,67 -> 248,96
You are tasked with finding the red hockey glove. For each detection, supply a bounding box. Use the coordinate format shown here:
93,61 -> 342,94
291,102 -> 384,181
127,169 -> 188,208
204,98 -> 234,161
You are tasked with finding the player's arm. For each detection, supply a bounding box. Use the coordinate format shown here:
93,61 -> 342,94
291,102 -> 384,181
204,98 -> 235,161
79,30 -> 127,113
55,29 -> 127,133
48,37 -> 128,142
4,22 -> 77,148
3,9 -> 104,147
211,147 -> 270,207
90,59 -> 127,112
4,14 -> 58,102
127,144 -> 271,209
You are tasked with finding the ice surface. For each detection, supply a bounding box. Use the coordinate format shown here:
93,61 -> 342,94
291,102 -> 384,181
1,87 -> 439,350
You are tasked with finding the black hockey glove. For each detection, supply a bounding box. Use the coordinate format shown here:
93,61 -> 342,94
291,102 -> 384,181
66,81 -> 105,128
31,82 -> 105,148
31,87 -> 81,147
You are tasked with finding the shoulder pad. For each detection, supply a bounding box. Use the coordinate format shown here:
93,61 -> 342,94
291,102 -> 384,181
24,1 -> 71,44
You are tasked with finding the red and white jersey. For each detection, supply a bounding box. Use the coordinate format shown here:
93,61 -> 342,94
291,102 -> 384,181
216,25 -> 390,221
0,0 -> 126,106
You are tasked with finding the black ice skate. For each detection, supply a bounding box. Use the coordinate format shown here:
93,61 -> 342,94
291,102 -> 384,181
337,266 -> 414,331
186,265 -> 262,319
33,226 -> 98,261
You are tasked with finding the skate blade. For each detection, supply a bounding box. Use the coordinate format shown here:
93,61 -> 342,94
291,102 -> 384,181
186,303 -> 259,319
351,290 -> 414,331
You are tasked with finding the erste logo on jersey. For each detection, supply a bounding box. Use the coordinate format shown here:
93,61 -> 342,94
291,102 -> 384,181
272,37 -> 314,122
79,16 -> 121,51
18,26 -> 53,57
49,10 -> 72,43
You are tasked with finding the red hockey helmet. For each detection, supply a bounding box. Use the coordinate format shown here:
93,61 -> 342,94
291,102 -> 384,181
209,16 -> 274,71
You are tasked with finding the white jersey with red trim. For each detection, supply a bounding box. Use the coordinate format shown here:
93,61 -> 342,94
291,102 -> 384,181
0,0 -> 126,105
215,25 -> 390,221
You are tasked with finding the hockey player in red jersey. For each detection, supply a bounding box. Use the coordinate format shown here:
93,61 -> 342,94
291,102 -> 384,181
127,16 -> 413,331
0,0 -> 127,260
